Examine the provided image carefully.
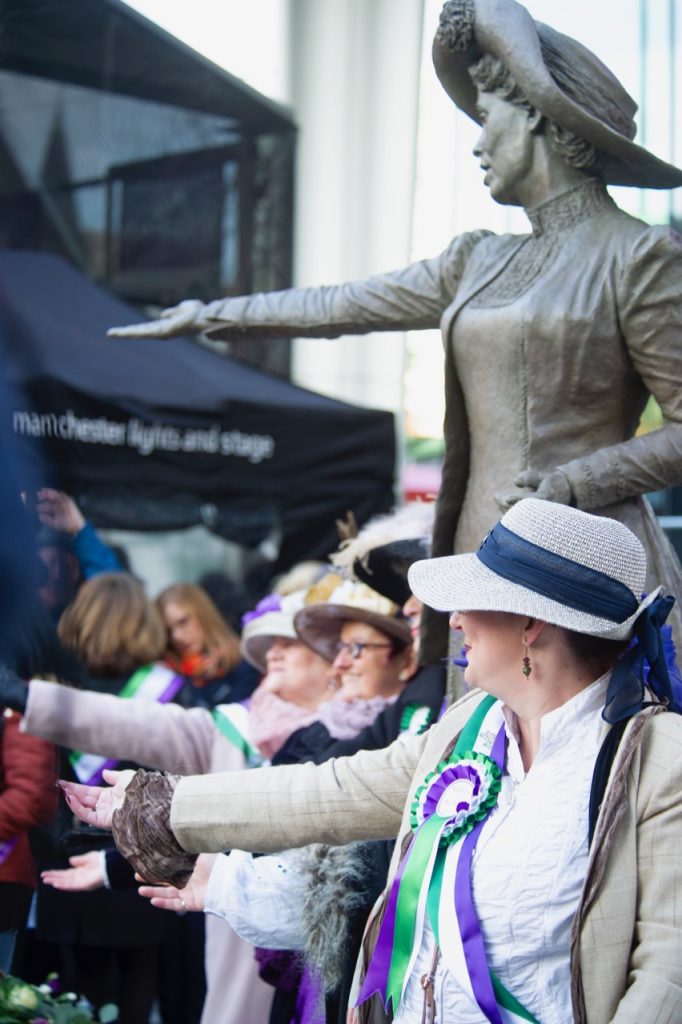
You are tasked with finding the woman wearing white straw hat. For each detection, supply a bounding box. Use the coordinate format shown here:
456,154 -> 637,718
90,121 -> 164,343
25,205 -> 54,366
59,498 -> 682,1023
107,0 -> 682,676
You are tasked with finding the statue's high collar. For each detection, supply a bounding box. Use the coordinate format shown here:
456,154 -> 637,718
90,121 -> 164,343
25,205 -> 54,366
526,178 -> 613,236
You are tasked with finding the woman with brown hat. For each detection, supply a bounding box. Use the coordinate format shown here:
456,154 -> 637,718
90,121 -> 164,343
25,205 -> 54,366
139,577 -> 415,1024
108,0 -> 682,676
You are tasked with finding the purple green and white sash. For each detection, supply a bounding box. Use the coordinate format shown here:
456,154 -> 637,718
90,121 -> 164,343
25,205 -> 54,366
211,703 -> 263,768
0,837 -> 18,864
69,663 -> 184,785
358,695 -> 539,1024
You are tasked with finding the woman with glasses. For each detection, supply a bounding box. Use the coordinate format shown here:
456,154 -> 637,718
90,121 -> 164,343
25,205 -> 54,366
296,578 -> 414,706
138,577 -> 414,1024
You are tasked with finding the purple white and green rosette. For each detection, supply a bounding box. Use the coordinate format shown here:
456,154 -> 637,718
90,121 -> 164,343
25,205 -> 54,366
358,695 -> 539,1024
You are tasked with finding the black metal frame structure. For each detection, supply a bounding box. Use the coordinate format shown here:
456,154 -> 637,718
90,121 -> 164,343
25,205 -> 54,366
0,0 -> 296,376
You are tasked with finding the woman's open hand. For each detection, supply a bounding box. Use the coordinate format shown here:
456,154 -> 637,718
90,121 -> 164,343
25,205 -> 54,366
137,853 -> 216,913
59,769 -> 135,830
42,851 -> 105,892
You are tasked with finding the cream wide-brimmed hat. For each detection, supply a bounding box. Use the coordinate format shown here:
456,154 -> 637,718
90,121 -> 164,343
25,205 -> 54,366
408,498 -> 662,641
240,590 -> 306,674
294,579 -> 412,663
432,0 -> 682,189
241,573 -> 344,672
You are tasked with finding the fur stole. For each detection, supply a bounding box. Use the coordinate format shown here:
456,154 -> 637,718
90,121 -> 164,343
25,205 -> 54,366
299,841 -> 378,993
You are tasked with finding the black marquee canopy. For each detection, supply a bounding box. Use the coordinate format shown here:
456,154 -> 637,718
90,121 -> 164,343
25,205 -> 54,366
1,250 -> 396,571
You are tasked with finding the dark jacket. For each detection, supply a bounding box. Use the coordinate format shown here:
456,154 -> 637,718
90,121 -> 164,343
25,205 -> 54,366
174,658 -> 260,711
33,671 -> 177,946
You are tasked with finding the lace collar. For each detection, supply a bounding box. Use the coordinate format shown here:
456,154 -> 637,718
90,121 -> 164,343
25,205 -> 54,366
526,178 -> 614,237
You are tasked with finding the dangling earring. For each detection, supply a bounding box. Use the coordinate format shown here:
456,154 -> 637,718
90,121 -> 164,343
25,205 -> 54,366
326,675 -> 341,691
522,643 -> 532,678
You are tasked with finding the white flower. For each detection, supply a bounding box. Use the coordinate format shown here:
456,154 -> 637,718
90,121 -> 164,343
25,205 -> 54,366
8,985 -> 39,1009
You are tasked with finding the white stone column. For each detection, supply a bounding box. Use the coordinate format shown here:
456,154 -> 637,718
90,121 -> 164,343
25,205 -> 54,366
287,0 -> 424,426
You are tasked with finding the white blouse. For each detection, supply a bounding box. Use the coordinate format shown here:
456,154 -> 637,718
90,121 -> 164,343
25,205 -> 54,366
395,676 -> 608,1024
205,847 -> 308,950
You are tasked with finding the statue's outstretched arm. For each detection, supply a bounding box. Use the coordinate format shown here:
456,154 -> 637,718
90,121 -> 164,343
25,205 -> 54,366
108,231 -> 490,342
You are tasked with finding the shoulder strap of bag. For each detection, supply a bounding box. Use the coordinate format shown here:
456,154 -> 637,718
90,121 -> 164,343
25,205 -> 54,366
588,718 -> 630,847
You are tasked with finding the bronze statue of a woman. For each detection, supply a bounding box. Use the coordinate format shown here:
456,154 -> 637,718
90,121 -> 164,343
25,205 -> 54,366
111,0 -> 682,670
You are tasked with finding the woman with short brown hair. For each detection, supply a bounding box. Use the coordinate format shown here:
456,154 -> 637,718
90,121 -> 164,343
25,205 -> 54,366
59,572 -> 165,676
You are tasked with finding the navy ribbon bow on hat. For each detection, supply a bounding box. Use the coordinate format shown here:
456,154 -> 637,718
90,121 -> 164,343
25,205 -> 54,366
603,595 -> 680,723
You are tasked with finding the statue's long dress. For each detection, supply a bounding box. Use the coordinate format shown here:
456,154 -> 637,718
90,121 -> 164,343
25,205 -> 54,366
441,182 -> 682,691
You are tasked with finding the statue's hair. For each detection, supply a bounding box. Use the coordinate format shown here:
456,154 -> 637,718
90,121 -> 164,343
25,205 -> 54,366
469,52 -> 601,173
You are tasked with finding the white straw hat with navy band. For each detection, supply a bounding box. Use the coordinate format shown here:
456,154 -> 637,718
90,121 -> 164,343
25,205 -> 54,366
408,499 -> 661,639
408,499 -> 678,722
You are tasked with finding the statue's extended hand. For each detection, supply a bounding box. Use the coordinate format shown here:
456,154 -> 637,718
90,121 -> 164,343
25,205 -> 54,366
59,768 -> 135,830
107,299 -> 207,339
494,469 -> 573,511
137,853 -> 216,913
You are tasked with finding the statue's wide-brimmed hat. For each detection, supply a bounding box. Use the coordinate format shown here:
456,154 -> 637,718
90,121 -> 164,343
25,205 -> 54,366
433,0 -> 682,189
408,498 -> 662,641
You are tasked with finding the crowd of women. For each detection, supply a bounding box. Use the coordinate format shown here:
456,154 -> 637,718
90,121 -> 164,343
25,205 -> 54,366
3,0 -> 682,1020
0,489 -> 447,1024
4,477 -> 682,1024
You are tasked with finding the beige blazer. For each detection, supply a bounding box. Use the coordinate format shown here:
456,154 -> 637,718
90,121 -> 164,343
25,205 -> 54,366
170,687 -> 682,1023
